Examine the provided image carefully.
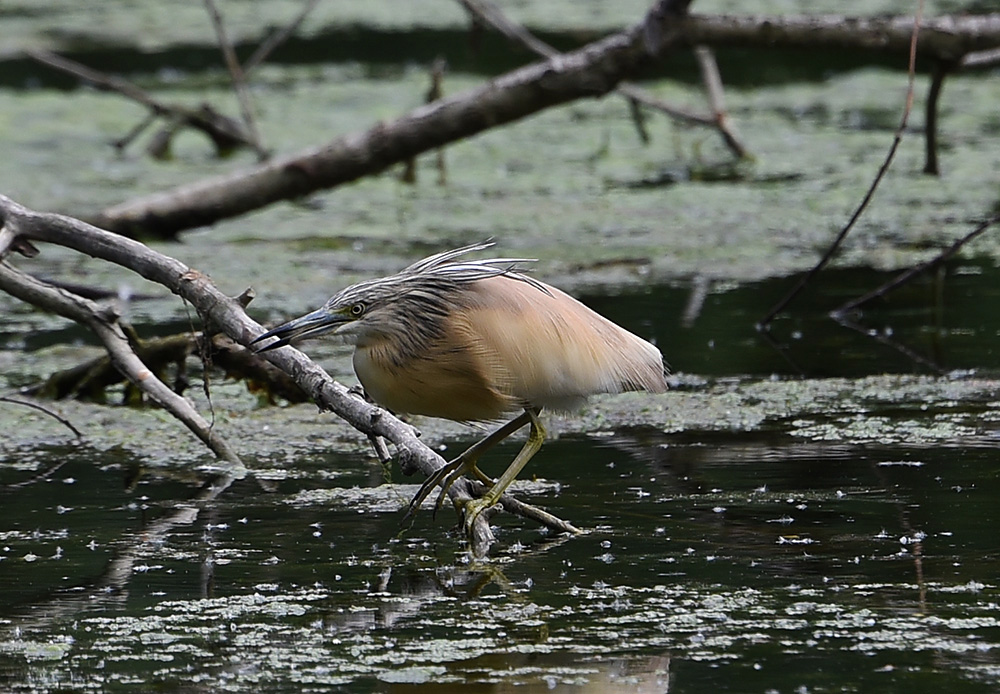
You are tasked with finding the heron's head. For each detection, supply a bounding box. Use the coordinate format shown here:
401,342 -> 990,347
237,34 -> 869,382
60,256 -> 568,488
252,241 -> 544,354
252,276 -> 430,352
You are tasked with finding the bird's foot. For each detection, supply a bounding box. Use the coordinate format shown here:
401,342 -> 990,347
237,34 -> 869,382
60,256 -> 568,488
401,455 -> 492,527
463,495 -> 499,534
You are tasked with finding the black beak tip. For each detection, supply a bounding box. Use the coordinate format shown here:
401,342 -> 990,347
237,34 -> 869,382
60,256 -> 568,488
251,326 -> 291,352
253,337 -> 290,353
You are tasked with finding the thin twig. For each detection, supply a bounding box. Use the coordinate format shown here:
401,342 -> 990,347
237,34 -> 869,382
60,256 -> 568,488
112,111 -> 159,152
457,0 -> 748,156
27,49 -> 255,156
757,0 -> 925,330
368,434 -> 393,466
627,96 -> 651,143
923,60 -> 951,175
833,214 -> 1000,315
616,83 -> 715,126
202,0 -> 266,158
492,487 -> 583,535
961,45 -> 1000,68
693,45 -> 748,158
923,47 -> 1000,175
243,0 -> 322,75
833,314 -> 944,374
0,395 -> 83,437
0,459 -> 71,491
400,58 -> 448,184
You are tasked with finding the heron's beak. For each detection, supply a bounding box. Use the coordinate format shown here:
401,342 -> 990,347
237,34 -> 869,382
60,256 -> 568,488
251,308 -> 348,352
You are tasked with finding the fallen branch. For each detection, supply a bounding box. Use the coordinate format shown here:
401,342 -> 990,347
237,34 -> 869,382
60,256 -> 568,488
89,0 -> 695,238
0,260 -> 244,465
24,331 -> 307,404
203,0 -> 266,157
680,12 -> 1000,59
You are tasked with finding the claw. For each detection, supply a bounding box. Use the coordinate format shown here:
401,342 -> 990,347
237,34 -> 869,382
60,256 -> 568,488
399,409 -> 536,530
400,459 -> 461,527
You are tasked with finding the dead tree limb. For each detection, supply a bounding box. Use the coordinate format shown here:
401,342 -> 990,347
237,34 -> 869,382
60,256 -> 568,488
89,0 -> 696,238
923,60 -> 951,176
0,194 -> 585,556
680,12 -> 1000,59
692,45 -> 747,158
0,259 -> 244,465
243,0 -> 322,75
24,331 -> 308,404
923,47 -> 1000,175
88,10 -> 999,239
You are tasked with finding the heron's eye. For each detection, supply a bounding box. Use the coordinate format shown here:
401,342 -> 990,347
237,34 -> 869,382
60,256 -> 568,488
349,302 -> 366,317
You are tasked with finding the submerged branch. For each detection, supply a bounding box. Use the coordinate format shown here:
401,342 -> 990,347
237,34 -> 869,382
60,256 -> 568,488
757,5 -> 925,329
833,214 -> 1000,315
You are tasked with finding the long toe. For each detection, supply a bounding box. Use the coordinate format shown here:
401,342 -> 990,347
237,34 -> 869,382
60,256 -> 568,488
402,463 -> 456,526
403,455 -> 471,526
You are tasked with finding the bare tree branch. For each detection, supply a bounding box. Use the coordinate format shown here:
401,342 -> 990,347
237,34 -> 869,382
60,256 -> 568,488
90,0 -> 695,238
26,49 -> 258,157
692,44 -> 747,158
203,0 -> 266,157
88,9 -> 1000,239
757,3 -> 925,329
833,214 -> 1000,315
243,0 -> 322,75
923,46 -> 1000,175
458,0 -> 748,156
681,12 -> 1000,59
0,261 -> 243,464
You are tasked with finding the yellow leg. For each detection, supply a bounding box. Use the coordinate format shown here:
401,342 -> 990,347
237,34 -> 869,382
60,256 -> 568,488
401,410 -> 532,527
463,408 -> 546,533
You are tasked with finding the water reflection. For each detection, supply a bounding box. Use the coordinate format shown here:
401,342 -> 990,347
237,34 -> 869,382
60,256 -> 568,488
2,425 -> 999,691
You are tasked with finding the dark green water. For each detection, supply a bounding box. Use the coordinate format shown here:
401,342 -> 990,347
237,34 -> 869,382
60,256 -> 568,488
584,261 -> 1000,379
2,430 -> 998,692
3,260 -> 1000,692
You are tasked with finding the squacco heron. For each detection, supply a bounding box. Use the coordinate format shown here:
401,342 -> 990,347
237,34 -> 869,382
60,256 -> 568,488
253,242 -> 667,532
